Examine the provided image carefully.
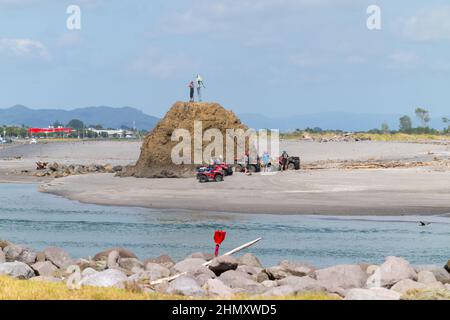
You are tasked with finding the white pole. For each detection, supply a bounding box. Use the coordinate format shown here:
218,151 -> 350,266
149,238 -> 262,286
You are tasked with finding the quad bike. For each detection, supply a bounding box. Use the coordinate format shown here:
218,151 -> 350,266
215,162 -> 233,176
279,156 -> 301,170
286,156 -> 301,170
234,156 -> 261,173
196,166 -> 225,183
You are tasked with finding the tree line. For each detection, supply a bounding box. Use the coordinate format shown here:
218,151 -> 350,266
1,119 -> 146,139
375,108 -> 449,135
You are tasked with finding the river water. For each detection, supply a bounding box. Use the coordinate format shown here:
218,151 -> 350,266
0,183 -> 449,267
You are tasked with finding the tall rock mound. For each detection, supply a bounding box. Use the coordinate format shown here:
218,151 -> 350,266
122,102 -> 248,178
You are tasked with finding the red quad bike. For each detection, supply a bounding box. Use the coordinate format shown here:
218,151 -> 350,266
196,166 -> 224,183
215,162 -> 233,176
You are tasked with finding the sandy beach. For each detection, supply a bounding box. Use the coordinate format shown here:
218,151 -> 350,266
2,140 -> 447,215
39,167 -> 450,215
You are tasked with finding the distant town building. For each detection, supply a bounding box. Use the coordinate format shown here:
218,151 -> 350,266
87,128 -> 135,138
28,127 -> 73,135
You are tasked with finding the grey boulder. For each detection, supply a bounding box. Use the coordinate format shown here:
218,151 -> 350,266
144,255 -> 175,269
172,258 -> 207,274
203,278 -> 234,298
315,264 -> 367,290
0,261 -> 35,279
80,269 -> 128,288
138,263 -> 171,282
81,267 -> 98,277
261,280 -> 278,288
208,256 -> 238,276
417,271 -> 438,284
0,240 -> 12,250
238,253 -> 263,268
266,260 -> 315,280
93,248 -> 138,261
187,252 -> 215,261
345,288 -> 401,300
263,285 -> 298,297
219,270 -> 265,294
4,245 -> 37,264
415,265 -> 450,284
166,275 -> 205,297
194,271 -> 216,287
277,276 -> 326,292
367,256 -> 417,288
171,258 -> 215,287
390,279 -> 426,295
255,271 -> 270,283
43,247 -> 73,268
118,258 -> 144,273
31,261 -> 58,277
237,265 -> 263,276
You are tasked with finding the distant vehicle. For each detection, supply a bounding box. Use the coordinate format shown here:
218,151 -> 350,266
234,156 -> 261,173
215,162 -> 233,176
196,166 -> 224,183
285,156 -> 301,170
30,138 -> 37,144
0,137 -> 4,144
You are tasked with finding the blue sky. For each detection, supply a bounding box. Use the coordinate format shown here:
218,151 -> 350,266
0,0 -> 449,119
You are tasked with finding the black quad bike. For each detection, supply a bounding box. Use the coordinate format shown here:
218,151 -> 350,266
286,156 -> 301,170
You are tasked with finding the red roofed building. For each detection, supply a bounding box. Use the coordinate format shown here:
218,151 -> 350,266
28,127 -> 73,135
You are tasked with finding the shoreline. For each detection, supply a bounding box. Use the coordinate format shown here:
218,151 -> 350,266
39,168 -> 450,216
1,168 -> 449,217
1,140 -> 449,216
2,170 -> 449,217
0,237 -> 449,300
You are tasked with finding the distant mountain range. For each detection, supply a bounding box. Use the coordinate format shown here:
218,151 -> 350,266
0,105 -> 446,132
0,105 -> 159,130
239,112 -> 448,132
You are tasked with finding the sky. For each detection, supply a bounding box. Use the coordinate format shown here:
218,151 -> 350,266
0,0 -> 449,119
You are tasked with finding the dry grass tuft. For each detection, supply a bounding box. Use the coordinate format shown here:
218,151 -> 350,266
0,276 -> 340,300
0,276 -> 172,300
402,289 -> 450,300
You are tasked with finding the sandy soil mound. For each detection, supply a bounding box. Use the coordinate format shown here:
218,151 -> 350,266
122,101 -> 248,178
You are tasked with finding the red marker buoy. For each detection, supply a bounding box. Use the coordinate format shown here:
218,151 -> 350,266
214,230 -> 226,257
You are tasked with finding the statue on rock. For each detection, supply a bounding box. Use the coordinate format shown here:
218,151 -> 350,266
196,74 -> 205,102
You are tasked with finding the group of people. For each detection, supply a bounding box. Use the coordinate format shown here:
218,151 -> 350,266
204,151 -> 290,175
188,74 -> 206,102
243,151 -> 290,173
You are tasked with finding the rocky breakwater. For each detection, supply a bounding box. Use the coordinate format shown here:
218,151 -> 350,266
31,162 -> 124,179
0,240 -> 449,300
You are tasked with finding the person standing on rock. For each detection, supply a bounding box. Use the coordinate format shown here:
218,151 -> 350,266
188,80 -> 195,102
196,74 -> 205,102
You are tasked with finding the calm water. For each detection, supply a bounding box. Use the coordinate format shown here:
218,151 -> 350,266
0,183 -> 449,267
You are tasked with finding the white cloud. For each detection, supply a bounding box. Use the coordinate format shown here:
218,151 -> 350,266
289,55 -> 327,68
400,6 -> 450,41
130,48 -> 196,79
0,38 -> 50,60
56,33 -> 83,47
386,52 -> 420,69
0,0 -> 102,5
151,0 -> 359,37
289,52 -> 368,69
